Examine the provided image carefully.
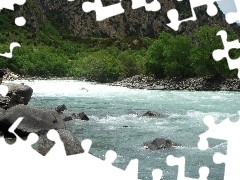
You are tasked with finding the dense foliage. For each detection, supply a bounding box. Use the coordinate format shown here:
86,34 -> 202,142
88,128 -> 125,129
0,9 -> 239,82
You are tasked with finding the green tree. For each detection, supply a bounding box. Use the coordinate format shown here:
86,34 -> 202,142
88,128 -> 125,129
190,25 -> 238,78
163,35 -> 194,78
145,32 -> 194,78
75,50 -> 121,83
145,32 -> 172,78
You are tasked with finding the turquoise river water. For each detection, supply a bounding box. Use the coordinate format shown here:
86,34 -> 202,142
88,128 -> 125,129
9,80 -> 240,179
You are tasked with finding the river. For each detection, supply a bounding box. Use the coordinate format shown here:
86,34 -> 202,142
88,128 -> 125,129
10,80 -> 240,179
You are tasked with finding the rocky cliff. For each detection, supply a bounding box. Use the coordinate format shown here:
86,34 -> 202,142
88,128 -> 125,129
15,0 -> 239,38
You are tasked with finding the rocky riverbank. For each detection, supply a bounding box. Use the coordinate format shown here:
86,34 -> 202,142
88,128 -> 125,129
110,75 -> 240,91
0,81 -> 85,155
2,68 -> 77,81
4,69 -> 240,91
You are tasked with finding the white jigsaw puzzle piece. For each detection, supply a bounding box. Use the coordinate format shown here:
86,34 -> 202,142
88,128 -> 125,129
0,132 -> 142,180
0,84 -> 8,97
166,155 -> 209,180
0,0 -> 26,11
64,139 -> 140,180
212,30 -> 240,78
82,0 -> 125,21
167,0 -> 221,31
152,169 -> 163,180
0,42 -> 21,58
225,0 -> 240,24
131,0 -> 161,12
45,129 -> 67,157
198,113 -> 240,180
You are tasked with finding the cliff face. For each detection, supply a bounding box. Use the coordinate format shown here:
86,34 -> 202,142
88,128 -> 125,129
18,0 -> 239,37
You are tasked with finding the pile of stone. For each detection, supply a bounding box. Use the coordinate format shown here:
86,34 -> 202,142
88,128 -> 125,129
3,69 -> 22,81
110,75 -> 240,91
0,83 -> 88,156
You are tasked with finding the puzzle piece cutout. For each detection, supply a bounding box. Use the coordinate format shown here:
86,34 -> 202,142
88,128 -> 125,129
0,0 -> 26,11
167,0 -> 221,31
0,116 -> 164,180
131,0 -> 161,12
0,84 -> 8,97
0,0 -> 26,26
225,0 -> 240,24
198,114 -> 240,180
0,1 -> 26,58
0,42 -> 21,58
82,0 -> 125,21
212,30 -> 240,78
166,155 -> 209,180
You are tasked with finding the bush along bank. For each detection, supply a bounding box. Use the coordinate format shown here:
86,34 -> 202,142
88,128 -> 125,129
110,75 -> 240,91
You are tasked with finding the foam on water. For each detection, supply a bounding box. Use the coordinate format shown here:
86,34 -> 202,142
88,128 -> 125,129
8,80 -> 240,179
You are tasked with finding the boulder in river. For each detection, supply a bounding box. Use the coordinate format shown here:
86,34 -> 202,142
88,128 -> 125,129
0,104 -> 66,137
55,104 -> 67,113
37,129 -> 84,156
71,112 -> 89,121
142,111 -> 166,118
143,138 -> 181,150
0,83 -> 33,109
63,115 -> 73,122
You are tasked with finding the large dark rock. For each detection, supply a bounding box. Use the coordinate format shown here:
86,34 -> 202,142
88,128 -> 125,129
55,104 -> 67,113
37,129 -> 84,156
0,108 -> 6,118
0,105 -> 66,137
142,111 -> 166,118
0,83 -> 33,109
71,112 -> 89,121
63,115 -> 73,122
143,138 -> 181,150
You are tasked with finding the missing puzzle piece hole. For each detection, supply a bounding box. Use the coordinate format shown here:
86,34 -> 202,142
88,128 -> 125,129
105,150 -> 117,164
203,115 -> 215,127
152,169 -> 163,180
15,17 -> 26,26
213,152 -> 226,164
198,166 -> 209,179
81,139 -> 92,154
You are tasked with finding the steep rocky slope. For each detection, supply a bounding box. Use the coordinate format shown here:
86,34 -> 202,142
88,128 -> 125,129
16,0 -> 240,38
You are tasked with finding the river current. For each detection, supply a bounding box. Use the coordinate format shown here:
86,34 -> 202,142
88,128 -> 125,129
9,80 -> 240,179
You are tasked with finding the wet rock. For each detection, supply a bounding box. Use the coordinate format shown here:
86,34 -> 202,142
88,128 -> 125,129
37,129 -> 84,156
0,83 -> 33,109
71,112 -> 89,121
55,104 -> 67,113
0,104 -> 66,137
37,137 -> 55,156
78,112 -> 89,121
142,111 -> 166,118
63,115 -> 73,122
143,138 -> 181,150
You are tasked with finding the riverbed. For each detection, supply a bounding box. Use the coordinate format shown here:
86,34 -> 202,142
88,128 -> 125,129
10,80 -> 240,179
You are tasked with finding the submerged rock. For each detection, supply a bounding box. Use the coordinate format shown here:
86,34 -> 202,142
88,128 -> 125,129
0,104 -> 66,137
63,115 -> 73,122
142,111 -> 166,118
71,112 -> 89,121
143,138 -> 181,150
